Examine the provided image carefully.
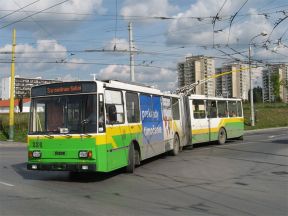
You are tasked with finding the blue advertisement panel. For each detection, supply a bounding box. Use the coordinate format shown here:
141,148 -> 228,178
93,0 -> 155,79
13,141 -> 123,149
140,95 -> 164,144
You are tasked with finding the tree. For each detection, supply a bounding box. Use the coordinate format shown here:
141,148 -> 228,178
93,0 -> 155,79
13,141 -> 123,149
271,73 -> 281,102
248,87 -> 263,103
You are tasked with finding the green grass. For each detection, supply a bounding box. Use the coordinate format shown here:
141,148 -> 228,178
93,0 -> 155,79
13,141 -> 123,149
243,102 -> 288,130
0,113 -> 29,143
0,103 -> 287,142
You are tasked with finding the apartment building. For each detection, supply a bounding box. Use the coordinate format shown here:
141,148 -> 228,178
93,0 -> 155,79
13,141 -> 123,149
216,63 -> 249,100
263,64 -> 288,103
177,55 -> 215,96
1,76 -> 60,99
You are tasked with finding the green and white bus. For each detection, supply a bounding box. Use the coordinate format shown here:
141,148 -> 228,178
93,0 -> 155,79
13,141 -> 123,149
27,80 -> 244,173
27,80 -> 183,173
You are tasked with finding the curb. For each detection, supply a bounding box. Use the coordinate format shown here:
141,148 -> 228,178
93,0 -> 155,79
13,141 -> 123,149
244,127 -> 288,134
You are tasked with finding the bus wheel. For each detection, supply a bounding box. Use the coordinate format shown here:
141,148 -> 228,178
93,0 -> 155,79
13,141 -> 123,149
126,144 -> 138,173
171,135 -> 180,156
218,128 -> 226,145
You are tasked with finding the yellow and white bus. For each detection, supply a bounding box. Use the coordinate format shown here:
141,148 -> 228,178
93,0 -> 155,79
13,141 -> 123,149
186,95 -> 244,145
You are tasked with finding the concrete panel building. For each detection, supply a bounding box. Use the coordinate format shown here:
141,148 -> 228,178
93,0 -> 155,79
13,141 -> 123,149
1,76 -> 60,100
177,56 -> 215,96
263,64 -> 288,103
215,63 -> 249,100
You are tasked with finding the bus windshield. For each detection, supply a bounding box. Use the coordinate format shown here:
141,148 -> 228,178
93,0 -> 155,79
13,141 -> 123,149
29,94 -> 97,134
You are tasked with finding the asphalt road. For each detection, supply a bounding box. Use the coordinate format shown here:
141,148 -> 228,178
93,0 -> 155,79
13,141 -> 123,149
0,128 -> 287,216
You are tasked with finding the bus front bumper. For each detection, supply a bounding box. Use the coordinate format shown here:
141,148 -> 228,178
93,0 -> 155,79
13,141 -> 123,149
27,163 -> 96,172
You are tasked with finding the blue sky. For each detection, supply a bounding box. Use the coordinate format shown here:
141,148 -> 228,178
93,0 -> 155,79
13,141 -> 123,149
0,0 -> 288,90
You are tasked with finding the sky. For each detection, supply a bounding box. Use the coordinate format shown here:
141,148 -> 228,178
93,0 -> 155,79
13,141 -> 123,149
0,0 -> 288,91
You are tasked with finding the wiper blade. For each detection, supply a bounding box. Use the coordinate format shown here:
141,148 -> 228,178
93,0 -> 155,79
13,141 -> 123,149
80,133 -> 92,138
62,134 -> 72,138
44,134 -> 54,139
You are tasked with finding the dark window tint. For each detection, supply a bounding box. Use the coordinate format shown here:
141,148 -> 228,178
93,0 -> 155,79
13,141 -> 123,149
172,98 -> 180,120
217,101 -> 228,118
206,100 -> 217,118
192,100 -> 206,119
126,92 -> 140,123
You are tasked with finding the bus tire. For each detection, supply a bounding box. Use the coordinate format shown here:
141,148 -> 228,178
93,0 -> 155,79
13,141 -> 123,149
171,135 -> 180,156
218,128 -> 226,145
126,144 -> 138,173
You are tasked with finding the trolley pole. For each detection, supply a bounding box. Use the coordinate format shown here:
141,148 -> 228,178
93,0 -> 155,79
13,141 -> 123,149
128,22 -> 135,82
8,28 -> 16,141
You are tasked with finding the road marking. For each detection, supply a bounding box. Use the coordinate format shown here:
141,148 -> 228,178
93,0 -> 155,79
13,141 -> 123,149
0,181 -> 14,187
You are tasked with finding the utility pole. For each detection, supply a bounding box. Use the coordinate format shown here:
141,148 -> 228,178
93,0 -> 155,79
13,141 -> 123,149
8,28 -> 16,141
128,22 -> 135,82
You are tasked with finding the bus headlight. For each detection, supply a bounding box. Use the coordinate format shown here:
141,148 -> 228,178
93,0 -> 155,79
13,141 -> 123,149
79,150 -> 92,159
32,151 -> 41,158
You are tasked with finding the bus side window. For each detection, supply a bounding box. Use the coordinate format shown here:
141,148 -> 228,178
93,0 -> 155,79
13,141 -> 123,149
217,101 -> 228,118
126,92 -> 140,123
104,90 -> 124,124
236,101 -> 242,117
228,101 -> 237,117
206,100 -> 217,118
192,100 -> 205,119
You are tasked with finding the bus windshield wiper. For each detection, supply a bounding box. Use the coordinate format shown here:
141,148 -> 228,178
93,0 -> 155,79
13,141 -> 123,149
44,133 -> 54,139
62,134 -> 72,138
80,133 -> 92,138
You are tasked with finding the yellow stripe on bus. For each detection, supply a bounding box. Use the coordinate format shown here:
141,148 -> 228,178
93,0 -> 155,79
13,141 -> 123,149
192,117 -> 244,135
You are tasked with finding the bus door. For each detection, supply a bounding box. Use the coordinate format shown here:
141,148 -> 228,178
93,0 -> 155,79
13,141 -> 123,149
206,100 -> 218,141
190,99 -> 209,144
104,89 -> 127,170
162,97 -> 174,151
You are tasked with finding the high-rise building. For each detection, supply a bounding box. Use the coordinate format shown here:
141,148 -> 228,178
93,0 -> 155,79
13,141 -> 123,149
1,76 -> 60,100
263,64 -> 288,103
215,63 -> 249,100
177,55 -> 215,96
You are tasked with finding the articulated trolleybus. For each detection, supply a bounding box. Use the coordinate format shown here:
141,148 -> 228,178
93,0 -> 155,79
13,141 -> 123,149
27,80 -> 244,173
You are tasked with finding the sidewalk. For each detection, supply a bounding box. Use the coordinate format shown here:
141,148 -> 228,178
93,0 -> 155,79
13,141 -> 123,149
0,140 -> 26,147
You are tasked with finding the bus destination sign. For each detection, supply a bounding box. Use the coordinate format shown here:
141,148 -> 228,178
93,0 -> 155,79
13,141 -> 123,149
47,85 -> 82,95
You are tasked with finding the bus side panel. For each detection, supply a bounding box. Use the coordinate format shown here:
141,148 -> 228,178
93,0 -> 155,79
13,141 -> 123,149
104,124 -> 143,172
223,117 -> 244,139
105,126 -> 129,171
140,95 -> 165,160
95,135 -> 108,172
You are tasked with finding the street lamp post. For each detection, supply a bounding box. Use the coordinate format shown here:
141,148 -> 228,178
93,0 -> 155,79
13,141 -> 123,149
249,32 -> 267,126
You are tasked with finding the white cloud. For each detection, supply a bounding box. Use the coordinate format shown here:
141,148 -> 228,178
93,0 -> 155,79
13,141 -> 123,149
98,65 -> 130,81
97,64 -> 177,91
0,40 -> 85,76
0,0 -> 104,36
166,1 -> 274,46
121,0 -> 178,20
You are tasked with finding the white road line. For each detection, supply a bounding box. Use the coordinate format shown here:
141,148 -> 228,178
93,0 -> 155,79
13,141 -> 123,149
0,181 -> 14,187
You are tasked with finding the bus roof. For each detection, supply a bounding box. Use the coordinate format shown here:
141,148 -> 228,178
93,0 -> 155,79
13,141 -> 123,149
188,94 -> 242,101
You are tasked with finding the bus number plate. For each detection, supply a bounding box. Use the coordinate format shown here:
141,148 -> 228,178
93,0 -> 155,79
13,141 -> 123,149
32,141 -> 42,148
